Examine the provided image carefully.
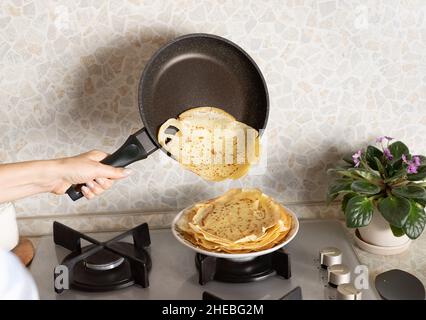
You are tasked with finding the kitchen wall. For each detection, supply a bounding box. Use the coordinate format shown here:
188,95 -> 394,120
1,0 -> 426,235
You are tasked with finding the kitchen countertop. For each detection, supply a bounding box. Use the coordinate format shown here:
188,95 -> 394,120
26,219 -> 426,289
350,231 -> 426,286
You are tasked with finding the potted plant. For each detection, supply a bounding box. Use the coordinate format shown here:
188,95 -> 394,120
327,136 -> 426,249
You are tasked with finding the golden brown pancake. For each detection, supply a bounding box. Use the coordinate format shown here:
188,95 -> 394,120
175,188 -> 293,253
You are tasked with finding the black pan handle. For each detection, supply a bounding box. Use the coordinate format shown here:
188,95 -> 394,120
66,128 -> 158,201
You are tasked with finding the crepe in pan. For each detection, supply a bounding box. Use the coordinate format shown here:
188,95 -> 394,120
158,107 -> 260,181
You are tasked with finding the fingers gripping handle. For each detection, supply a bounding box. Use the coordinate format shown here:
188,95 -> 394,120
66,128 -> 157,201
65,138 -> 141,201
66,185 -> 86,201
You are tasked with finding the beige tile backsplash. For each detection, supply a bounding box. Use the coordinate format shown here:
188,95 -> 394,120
1,1 -> 426,235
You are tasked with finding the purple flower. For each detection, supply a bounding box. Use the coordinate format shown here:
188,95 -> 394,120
353,150 -> 362,159
383,148 -> 393,160
407,163 -> 418,174
402,154 -> 420,174
413,156 -> 421,166
376,136 -> 394,143
352,150 -> 362,167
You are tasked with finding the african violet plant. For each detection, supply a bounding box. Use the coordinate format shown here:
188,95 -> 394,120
327,136 -> 426,239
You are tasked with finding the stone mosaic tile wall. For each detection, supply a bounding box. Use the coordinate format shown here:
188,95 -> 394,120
1,1 -> 426,234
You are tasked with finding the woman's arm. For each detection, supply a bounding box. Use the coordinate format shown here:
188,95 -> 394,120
0,150 -> 132,203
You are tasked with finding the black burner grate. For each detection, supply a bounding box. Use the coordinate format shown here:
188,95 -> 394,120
53,221 -> 151,293
195,249 -> 291,285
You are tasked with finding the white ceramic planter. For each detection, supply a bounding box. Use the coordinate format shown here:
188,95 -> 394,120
358,208 -> 410,247
0,202 -> 19,251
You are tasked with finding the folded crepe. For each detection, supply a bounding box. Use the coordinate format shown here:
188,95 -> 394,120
158,107 -> 260,181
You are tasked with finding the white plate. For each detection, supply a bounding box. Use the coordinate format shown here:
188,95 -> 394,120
171,205 -> 299,261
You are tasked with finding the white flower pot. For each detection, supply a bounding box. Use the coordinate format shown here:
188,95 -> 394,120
358,208 -> 410,247
0,202 -> 19,251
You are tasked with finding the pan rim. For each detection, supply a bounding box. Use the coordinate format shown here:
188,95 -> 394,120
138,32 -> 269,148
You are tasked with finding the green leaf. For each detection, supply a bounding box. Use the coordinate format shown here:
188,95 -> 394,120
328,169 -> 363,182
347,168 -> 382,181
413,198 -> 426,207
390,225 -> 406,237
328,167 -> 352,174
391,158 -> 404,171
403,200 -> 426,239
385,163 -> 395,177
388,141 -> 409,161
366,146 -> 383,171
342,192 -> 357,212
342,154 -> 355,165
345,196 -> 373,228
378,196 -> 411,228
384,168 -> 406,183
326,194 -> 338,204
418,155 -> 426,165
407,166 -> 426,181
326,182 -> 352,204
392,185 -> 426,199
351,181 -> 381,195
374,156 -> 386,177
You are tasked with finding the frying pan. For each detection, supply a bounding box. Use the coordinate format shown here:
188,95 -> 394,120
66,33 -> 269,201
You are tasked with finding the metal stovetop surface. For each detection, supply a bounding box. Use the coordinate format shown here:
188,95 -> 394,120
29,219 -> 378,300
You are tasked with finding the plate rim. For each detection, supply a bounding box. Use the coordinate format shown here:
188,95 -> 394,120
171,203 -> 299,259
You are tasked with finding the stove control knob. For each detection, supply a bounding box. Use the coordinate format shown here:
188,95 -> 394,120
319,247 -> 342,268
328,264 -> 351,287
337,283 -> 362,300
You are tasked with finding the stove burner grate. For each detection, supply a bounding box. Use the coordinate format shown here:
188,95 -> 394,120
53,221 -> 151,293
195,249 -> 291,285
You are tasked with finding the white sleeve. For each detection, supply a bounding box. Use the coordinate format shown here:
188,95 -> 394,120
0,250 -> 39,300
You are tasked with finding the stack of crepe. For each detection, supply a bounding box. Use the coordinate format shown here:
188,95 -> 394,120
158,107 -> 260,181
175,189 -> 293,253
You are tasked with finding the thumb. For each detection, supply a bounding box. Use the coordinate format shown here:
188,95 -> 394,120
95,164 -> 133,180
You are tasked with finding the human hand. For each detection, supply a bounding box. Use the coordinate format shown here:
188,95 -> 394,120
50,150 -> 132,199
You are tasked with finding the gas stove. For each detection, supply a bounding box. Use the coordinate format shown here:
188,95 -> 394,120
29,219 -> 378,300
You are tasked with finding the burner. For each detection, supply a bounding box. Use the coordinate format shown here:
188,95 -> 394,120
195,249 -> 291,285
53,222 -> 151,293
84,248 -> 125,271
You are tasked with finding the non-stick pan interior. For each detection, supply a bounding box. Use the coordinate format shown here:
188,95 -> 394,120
138,34 -> 269,146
